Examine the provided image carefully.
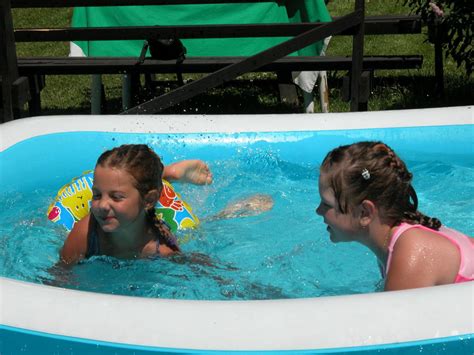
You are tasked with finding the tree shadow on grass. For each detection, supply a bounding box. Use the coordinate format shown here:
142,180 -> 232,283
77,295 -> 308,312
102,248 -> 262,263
140,79 -> 300,115
327,72 -> 473,112
371,75 -> 474,111
39,78 -> 301,116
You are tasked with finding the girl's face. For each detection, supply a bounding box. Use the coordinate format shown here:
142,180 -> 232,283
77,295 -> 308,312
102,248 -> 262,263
316,173 -> 360,243
91,165 -> 146,234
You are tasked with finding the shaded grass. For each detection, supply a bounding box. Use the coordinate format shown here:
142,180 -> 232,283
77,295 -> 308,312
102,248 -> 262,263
11,1 -> 473,115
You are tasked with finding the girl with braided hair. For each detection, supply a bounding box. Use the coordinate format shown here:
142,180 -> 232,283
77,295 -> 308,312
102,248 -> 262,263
316,141 -> 473,291
60,144 -> 273,266
60,144 -> 213,265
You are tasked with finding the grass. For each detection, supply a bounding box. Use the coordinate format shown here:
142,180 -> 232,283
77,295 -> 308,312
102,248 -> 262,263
11,0 -> 474,115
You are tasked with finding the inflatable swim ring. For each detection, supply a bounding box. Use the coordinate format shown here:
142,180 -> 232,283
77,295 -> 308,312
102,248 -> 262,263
47,171 -> 199,233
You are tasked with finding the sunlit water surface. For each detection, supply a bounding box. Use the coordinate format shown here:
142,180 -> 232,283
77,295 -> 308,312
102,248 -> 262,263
1,142 -> 473,300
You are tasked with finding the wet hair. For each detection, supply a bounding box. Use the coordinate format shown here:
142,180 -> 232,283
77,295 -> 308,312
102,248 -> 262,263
320,141 -> 441,230
96,144 -> 180,251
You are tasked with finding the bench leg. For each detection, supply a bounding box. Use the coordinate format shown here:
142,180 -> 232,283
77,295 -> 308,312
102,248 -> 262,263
91,74 -> 104,114
122,73 -> 132,111
1,77 -> 19,122
343,70 -> 371,111
28,90 -> 41,116
122,73 -> 141,111
28,75 -> 44,116
11,76 -> 31,119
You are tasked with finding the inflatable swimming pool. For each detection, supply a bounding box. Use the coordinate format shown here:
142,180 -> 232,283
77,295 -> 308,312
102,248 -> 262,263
1,106 -> 473,354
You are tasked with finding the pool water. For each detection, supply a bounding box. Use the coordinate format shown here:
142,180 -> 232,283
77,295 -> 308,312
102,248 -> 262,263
1,129 -> 473,300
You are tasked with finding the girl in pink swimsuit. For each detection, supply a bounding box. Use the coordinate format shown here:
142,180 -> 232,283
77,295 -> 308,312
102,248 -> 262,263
316,141 -> 474,291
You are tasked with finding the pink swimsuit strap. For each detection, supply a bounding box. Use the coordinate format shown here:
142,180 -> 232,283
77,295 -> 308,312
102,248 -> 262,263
385,223 -> 474,283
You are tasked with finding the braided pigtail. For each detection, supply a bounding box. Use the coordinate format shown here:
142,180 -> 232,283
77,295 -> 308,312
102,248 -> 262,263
401,184 -> 441,230
147,209 -> 181,252
378,144 -> 442,230
402,210 -> 442,230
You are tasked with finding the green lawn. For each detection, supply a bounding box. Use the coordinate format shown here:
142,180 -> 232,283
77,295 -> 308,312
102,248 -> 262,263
11,0 -> 473,115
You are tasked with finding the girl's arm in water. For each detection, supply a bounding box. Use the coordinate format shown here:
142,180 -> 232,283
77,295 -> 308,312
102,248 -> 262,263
44,215 -> 91,286
59,214 -> 91,267
207,194 -> 274,221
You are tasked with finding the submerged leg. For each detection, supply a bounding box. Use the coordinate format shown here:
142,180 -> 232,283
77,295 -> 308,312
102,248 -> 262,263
211,194 -> 274,220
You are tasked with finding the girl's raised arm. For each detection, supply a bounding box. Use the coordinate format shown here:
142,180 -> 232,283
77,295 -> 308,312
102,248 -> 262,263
163,160 -> 213,185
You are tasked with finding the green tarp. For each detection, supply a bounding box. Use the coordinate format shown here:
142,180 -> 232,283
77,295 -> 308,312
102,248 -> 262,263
71,1 -> 331,58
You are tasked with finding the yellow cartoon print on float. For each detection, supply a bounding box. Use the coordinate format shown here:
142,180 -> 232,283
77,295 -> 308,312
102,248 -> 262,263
47,171 -> 94,228
59,177 -> 93,220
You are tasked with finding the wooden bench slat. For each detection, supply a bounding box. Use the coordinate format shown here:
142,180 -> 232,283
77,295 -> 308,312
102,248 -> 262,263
13,16 -> 421,42
17,55 -> 423,75
11,0 -> 279,8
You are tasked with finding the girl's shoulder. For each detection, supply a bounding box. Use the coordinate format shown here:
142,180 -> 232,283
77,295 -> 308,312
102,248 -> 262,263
395,226 -> 460,264
397,225 -> 461,251
386,225 -> 460,289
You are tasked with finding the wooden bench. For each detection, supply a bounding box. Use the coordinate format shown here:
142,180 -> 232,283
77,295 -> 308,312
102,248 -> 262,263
1,0 -> 423,121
